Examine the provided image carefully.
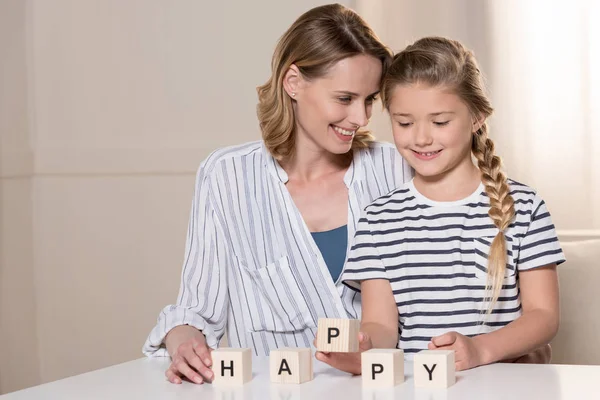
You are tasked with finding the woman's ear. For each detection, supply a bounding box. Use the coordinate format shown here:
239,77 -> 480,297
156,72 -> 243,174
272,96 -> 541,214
283,64 -> 302,99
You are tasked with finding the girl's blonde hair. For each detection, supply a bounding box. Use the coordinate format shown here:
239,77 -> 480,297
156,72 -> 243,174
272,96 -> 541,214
381,37 -> 515,313
257,4 -> 392,160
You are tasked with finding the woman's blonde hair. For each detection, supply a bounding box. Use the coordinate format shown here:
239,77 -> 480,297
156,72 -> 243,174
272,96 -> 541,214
257,4 -> 392,160
381,37 -> 515,313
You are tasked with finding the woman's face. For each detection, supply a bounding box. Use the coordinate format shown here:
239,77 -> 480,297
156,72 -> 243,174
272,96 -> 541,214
289,54 -> 382,156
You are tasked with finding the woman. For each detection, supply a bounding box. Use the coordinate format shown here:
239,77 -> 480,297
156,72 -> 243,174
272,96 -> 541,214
143,4 -> 412,385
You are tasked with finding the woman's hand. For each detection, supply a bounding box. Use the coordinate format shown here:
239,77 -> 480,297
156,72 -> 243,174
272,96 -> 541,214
428,331 -> 487,371
164,325 -> 214,384
313,332 -> 374,375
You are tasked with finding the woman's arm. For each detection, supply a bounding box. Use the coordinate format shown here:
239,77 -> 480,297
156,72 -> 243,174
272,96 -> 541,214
430,264 -> 559,370
143,161 -> 230,383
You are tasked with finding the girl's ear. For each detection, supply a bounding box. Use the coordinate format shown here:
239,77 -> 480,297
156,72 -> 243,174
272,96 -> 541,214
472,114 -> 486,133
282,64 -> 302,99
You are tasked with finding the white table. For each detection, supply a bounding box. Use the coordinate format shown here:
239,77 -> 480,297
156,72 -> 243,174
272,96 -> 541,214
1,357 -> 598,399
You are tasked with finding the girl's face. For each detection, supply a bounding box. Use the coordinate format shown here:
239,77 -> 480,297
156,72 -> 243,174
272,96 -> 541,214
288,54 -> 382,156
388,83 -> 480,181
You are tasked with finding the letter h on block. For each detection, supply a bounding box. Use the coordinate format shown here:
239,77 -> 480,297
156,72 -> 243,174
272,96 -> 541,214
413,350 -> 456,388
316,318 -> 360,352
211,348 -> 252,385
361,349 -> 405,387
270,348 -> 313,384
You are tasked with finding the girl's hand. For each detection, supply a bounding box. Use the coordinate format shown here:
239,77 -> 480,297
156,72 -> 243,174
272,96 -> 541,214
313,332 -> 374,375
428,331 -> 487,371
504,344 -> 552,364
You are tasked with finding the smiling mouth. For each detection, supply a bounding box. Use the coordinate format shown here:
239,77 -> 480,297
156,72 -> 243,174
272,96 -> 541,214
332,125 -> 356,136
413,150 -> 442,156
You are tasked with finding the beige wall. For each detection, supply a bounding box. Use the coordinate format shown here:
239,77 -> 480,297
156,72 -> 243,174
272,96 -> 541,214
0,0 -> 352,394
356,0 -> 491,146
358,0 -> 600,230
5,0 -> 593,395
0,0 -> 40,394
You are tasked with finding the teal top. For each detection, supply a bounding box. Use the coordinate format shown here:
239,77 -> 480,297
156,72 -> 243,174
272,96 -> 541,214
311,225 -> 348,282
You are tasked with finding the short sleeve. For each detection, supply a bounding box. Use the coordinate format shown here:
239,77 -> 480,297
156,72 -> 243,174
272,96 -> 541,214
341,213 -> 388,291
516,195 -> 566,271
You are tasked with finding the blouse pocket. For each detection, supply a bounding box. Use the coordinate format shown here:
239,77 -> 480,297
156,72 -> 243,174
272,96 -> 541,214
471,236 -> 518,281
240,256 -> 315,333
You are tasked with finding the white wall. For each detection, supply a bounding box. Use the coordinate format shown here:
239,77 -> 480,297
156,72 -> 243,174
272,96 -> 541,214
0,0 -> 352,393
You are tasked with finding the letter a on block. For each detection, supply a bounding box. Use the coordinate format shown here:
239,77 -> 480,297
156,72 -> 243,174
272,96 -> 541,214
212,348 -> 252,386
316,318 -> 360,352
361,349 -> 405,387
413,350 -> 456,388
270,348 -> 313,384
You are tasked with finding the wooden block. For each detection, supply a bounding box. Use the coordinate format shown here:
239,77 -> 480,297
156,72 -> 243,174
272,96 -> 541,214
316,318 -> 360,352
361,349 -> 405,387
413,350 -> 456,388
270,348 -> 313,384
211,348 -> 252,385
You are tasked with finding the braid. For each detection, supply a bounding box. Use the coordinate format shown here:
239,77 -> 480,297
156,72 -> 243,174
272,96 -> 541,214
471,123 -> 515,313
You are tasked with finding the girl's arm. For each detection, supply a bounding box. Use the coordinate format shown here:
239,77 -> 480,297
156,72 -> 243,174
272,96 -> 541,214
474,264 -> 559,363
431,264 -> 559,370
360,278 -> 400,348
315,279 -> 399,374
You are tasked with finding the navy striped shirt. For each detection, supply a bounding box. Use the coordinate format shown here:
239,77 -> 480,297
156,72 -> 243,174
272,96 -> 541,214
342,179 -> 565,357
143,140 -> 412,356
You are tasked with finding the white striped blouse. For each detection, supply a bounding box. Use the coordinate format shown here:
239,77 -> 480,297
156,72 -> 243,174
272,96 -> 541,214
143,140 -> 412,357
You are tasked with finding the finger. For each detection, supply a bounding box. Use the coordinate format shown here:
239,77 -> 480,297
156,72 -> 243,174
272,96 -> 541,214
431,332 -> 457,347
173,356 -> 204,384
315,351 -> 361,375
315,351 -> 329,363
315,351 -> 336,369
427,342 -> 438,350
184,350 -> 214,382
358,332 -> 373,351
432,344 -> 463,361
165,366 -> 182,384
192,341 -> 213,368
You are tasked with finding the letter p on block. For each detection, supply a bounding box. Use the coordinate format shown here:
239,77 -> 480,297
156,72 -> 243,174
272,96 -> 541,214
316,318 -> 360,352
361,348 -> 405,387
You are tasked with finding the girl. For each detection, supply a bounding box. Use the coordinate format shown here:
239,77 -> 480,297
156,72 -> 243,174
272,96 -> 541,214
317,37 -> 564,372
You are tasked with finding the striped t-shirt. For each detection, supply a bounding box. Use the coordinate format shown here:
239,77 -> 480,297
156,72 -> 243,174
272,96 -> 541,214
342,179 -> 565,357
